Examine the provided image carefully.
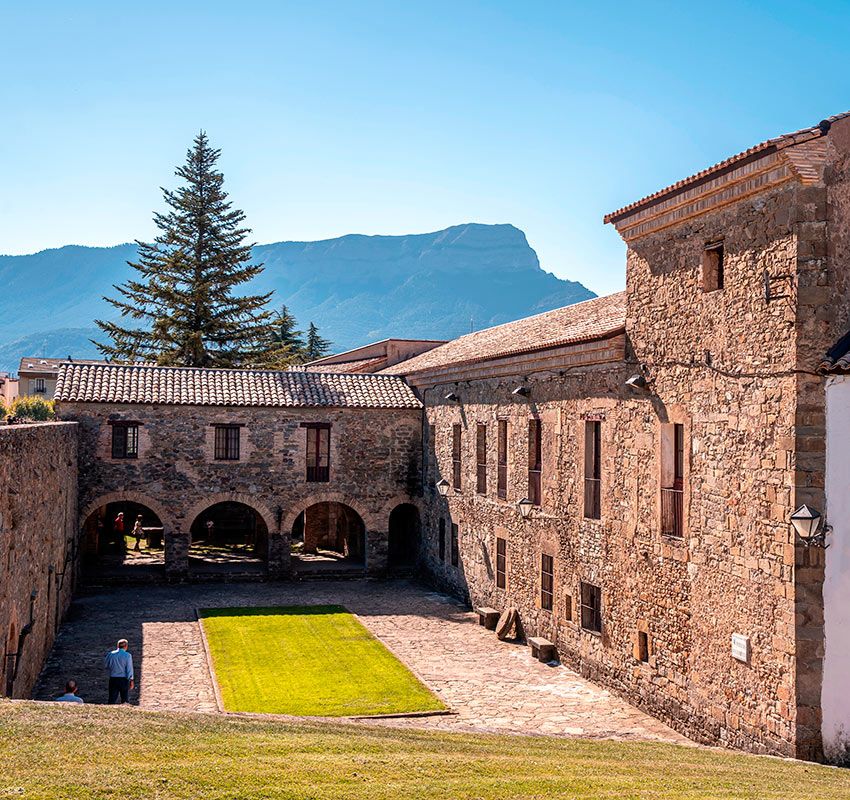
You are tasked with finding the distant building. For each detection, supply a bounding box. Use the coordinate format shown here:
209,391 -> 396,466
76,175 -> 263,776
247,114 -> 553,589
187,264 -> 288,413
302,338 -> 447,374
0,372 -> 18,406
17,357 -> 112,398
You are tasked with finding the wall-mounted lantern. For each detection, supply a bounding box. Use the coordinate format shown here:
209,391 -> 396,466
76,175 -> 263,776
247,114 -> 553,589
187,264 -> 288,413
444,392 -> 459,402
512,386 -> 529,397
436,479 -> 450,497
517,497 -> 533,519
790,504 -> 830,548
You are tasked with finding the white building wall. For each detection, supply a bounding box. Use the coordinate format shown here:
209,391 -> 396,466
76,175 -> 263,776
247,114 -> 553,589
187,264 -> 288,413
823,374 -> 850,763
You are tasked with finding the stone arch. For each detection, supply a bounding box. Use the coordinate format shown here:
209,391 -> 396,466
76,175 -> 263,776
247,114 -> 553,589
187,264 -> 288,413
375,494 -> 424,531
79,491 -> 173,534
182,493 -> 277,536
281,492 -> 377,534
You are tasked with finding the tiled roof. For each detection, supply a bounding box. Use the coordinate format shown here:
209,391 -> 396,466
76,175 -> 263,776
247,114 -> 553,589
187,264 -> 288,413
819,330 -> 850,375
380,293 -> 626,376
604,111 -> 850,224
302,356 -> 389,374
55,363 -> 421,409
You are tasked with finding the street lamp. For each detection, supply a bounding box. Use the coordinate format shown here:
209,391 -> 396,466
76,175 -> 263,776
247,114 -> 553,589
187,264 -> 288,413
790,504 -> 830,547
436,479 -> 450,497
517,498 -> 533,519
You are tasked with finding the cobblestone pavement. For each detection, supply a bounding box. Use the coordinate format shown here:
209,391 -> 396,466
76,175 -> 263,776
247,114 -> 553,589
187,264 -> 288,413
35,579 -> 687,743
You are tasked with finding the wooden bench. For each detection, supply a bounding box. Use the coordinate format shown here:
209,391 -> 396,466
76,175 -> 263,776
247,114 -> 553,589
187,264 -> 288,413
528,636 -> 556,663
476,606 -> 500,630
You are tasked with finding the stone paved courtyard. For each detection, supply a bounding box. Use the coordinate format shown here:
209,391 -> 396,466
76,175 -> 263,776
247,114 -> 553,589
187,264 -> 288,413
35,579 -> 686,743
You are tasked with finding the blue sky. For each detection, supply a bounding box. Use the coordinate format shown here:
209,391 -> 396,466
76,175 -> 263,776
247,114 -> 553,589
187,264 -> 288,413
1,1 -> 848,295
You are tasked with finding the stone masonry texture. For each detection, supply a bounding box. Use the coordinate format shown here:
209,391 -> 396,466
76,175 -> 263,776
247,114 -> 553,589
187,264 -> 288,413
0,422 -> 78,699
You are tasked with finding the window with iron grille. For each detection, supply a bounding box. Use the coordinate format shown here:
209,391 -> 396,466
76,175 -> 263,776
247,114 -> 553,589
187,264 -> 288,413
528,419 -> 542,505
34,378 -> 46,394
497,419 -> 508,499
111,423 -> 139,459
476,423 -> 487,494
452,424 -> 462,490
305,423 -> 331,482
583,420 -> 601,519
451,522 -> 459,567
541,554 -> 554,611
661,422 -> 685,537
495,536 -> 506,589
214,425 -> 241,461
580,581 -> 602,633
438,518 -> 446,561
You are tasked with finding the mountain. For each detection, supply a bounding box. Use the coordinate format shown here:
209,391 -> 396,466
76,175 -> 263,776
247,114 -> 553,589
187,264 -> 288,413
0,223 -> 594,372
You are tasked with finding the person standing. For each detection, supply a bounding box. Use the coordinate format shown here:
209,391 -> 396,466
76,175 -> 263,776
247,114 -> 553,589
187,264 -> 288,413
114,512 -> 125,551
132,515 -> 144,551
55,679 -> 84,703
104,638 -> 134,704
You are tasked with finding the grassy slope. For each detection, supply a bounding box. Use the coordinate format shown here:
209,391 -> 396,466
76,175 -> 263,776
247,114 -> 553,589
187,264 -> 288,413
199,606 -> 444,716
2,702 -> 849,800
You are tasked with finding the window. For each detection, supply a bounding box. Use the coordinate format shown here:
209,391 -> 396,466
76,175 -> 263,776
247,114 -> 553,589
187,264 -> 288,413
438,518 -> 446,561
637,630 -> 650,663
702,241 -> 724,292
111,423 -> 139,459
580,581 -> 602,633
565,593 -> 573,622
583,420 -> 601,519
661,423 -> 685,537
476,424 -> 487,494
33,378 -> 46,394
452,424 -> 462,490
541,554 -> 554,611
305,423 -> 330,482
495,536 -> 506,589
497,420 -> 508,500
528,419 -> 542,505
451,522 -> 459,567
214,424 -> 241,461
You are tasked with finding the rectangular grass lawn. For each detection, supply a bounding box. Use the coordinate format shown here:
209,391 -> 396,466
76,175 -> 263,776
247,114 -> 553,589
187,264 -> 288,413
199,605 -> 445,716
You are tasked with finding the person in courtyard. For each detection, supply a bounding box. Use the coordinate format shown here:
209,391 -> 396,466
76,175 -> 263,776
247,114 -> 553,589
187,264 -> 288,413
54,679 -> 84,703
132,515 -> 144,551
104,638 -> 134,704
113,511 -> 125,550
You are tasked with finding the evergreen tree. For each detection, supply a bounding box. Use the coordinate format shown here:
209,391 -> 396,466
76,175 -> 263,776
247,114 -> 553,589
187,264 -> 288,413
304,322 -> 332,361
95,132 -> 274,367
262,304 -> 306,367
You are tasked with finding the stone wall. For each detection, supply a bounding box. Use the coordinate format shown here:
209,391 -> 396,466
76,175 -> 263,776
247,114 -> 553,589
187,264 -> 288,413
0,422 -> 78,699
414,174 -> 837,758
57,402 -> 422,577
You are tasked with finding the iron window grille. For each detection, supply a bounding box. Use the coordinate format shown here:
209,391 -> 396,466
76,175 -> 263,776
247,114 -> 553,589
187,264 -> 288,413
541,554 -> 554,611
528,419 -> 542,506
213,425 -> 241,461
497,419 -> 508,500
583,420 -> 601,519
450,522 -> 459,567
476,423 -> 487,494
495,536 -> 507,589
452,424 -> 462,490
580,581 -> 602,633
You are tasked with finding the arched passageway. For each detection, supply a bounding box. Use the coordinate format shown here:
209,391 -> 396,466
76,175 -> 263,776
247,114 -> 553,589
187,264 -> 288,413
189,502 -> 269,575
291,502 -> 366,574
80,499 -> 165,580
388,503 -> 420,570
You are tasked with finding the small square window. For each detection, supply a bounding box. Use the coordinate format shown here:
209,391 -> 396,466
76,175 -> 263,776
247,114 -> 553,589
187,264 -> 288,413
702,242 -> 724,292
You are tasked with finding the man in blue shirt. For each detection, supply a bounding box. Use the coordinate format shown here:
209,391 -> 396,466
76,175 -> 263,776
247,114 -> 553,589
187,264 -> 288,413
55,679 -> 84,703
104,638 -> 135,704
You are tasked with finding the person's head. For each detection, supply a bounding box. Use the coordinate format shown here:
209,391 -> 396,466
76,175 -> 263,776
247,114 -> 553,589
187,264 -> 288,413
117,638 -> 128,650
136,515 -> 142,522
117,512 -> 124,519
64,679 -> 77,695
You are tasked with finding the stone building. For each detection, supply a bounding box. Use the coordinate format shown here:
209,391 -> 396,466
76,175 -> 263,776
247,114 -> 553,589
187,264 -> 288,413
0,422 -> 78,699
381,112 -> 850,762
303,338 -> 446,374
54,363 -> 423,579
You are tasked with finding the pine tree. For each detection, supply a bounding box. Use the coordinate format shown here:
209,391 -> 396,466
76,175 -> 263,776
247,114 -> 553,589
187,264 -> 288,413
304,322 -> 332,361
95,132 -> 274,367
262,304 -> 306,368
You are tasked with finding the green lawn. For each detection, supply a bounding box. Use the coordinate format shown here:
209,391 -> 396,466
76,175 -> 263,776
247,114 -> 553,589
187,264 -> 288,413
3,702 -> 850,800
198,605 -> 444,716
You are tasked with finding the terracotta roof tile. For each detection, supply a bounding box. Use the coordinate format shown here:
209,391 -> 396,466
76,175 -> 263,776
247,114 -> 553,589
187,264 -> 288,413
380,293 -> 626,376
55,363 -> 421,409
301,356 -> 389,374
604,112 -> 850,224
